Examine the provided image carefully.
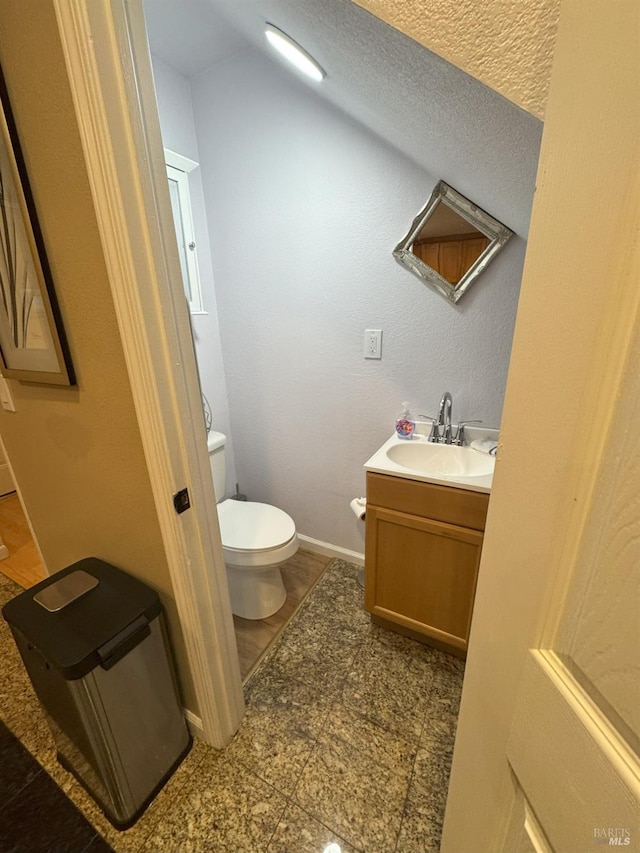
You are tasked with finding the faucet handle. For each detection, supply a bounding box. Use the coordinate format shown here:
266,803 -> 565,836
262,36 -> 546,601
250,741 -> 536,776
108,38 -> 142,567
453,420 -> 482,446
417,415 -> 440,443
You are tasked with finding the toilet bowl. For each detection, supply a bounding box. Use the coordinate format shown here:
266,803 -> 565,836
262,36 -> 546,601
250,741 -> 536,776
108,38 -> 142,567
208,431 -> 299,620
217,499 -> 298,619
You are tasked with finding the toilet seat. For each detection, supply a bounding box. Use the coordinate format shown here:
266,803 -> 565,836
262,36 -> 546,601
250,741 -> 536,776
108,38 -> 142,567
217,499 -> 298,569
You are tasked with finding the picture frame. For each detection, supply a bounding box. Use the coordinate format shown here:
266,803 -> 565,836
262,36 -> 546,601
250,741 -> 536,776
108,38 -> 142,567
0,62 -> 75,386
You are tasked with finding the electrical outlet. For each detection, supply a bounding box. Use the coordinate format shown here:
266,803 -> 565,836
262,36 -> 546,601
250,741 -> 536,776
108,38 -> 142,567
0,376 -> 16,412
364,329 -> 382,359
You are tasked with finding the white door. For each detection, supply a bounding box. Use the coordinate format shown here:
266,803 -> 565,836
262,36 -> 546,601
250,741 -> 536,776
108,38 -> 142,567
440,1 -> 639,849
504,321 -> 640,852
500,2 -> 640,844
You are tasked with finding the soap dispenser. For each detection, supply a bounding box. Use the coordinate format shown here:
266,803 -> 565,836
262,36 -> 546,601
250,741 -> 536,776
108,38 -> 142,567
395,402 -> 415,440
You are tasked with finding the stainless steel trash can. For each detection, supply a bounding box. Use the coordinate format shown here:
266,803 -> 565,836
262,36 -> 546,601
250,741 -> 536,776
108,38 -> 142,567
2,557 -> 192,829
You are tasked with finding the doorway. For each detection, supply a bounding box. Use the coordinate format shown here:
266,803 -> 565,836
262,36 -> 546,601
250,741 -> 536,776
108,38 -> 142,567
53,0 -> 246,747
0,442 -> 46,589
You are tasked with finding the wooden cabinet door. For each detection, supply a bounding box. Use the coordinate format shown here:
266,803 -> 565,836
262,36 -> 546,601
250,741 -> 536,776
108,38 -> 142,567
365,505 -> 483,652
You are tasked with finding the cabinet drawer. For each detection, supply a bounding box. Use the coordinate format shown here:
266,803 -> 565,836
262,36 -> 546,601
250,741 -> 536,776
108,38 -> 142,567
366,471 -> 489,531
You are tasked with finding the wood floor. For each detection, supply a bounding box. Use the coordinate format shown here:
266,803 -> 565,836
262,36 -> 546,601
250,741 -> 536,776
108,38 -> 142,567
0,494 -> 46,589
233,549 -> 332,680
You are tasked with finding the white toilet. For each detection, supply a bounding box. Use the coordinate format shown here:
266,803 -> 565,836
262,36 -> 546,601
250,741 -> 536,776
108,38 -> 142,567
208,431 -> 299,620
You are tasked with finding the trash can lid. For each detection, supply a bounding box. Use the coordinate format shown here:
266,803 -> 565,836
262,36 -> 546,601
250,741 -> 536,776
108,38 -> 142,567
2,558 -> 162,680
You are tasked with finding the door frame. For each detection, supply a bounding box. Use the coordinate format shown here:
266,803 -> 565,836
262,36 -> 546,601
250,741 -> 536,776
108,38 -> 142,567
52,0 -> 244,746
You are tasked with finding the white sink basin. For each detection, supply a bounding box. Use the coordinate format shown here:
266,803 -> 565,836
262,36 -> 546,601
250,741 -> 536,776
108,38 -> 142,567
386,441 -> 494,478
364,433 -> 496,492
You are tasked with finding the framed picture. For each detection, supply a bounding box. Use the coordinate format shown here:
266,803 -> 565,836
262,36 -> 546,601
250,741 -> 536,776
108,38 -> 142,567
0,63 -> 75,385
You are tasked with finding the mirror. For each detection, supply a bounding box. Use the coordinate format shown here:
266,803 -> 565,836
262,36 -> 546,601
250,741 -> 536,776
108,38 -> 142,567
393,181 -> 513,303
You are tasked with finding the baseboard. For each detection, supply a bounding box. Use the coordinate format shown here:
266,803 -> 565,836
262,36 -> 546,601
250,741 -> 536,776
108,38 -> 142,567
297,534 -> 364,566
183,708 -> 205,740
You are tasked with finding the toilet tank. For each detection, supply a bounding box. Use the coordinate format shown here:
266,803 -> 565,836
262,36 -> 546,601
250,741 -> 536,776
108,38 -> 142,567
206,431 -> 226,501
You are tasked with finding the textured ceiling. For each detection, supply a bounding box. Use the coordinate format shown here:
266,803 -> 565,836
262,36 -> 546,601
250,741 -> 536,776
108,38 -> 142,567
352,0 -> 560,120
143,0 -> 543,236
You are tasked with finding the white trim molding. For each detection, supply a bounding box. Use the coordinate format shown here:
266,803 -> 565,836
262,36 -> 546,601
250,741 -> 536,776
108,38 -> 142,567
164,148 -> 198,174
183,709 -> 205,741
298,533 -> 365,566
164,148 -> 204,314
53,0 -> 244,746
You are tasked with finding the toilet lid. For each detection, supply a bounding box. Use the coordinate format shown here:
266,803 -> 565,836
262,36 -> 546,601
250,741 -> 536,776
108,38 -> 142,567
217,500 -> 296,552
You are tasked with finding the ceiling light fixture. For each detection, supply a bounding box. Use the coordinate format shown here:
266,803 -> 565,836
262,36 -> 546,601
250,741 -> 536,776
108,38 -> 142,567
265,24 -> 325,82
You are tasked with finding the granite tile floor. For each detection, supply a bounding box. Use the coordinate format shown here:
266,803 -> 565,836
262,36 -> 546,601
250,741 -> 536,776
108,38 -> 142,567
233,549 -> 332,679
0,559 -> 464,853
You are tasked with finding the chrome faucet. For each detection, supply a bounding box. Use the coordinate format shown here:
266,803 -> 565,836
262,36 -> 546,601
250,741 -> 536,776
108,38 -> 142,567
437,392 -> 453,443
420,391 -> 483,445
420,391 -> 453,443
418,391 -> 482,447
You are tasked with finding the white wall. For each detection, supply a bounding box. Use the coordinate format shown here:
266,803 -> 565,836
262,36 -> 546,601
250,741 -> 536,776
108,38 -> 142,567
150,55 -> 238,495
188,49 -> 531,553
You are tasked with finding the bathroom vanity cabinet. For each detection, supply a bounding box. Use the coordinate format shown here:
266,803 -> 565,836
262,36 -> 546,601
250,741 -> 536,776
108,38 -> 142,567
364,472 -> 489,656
